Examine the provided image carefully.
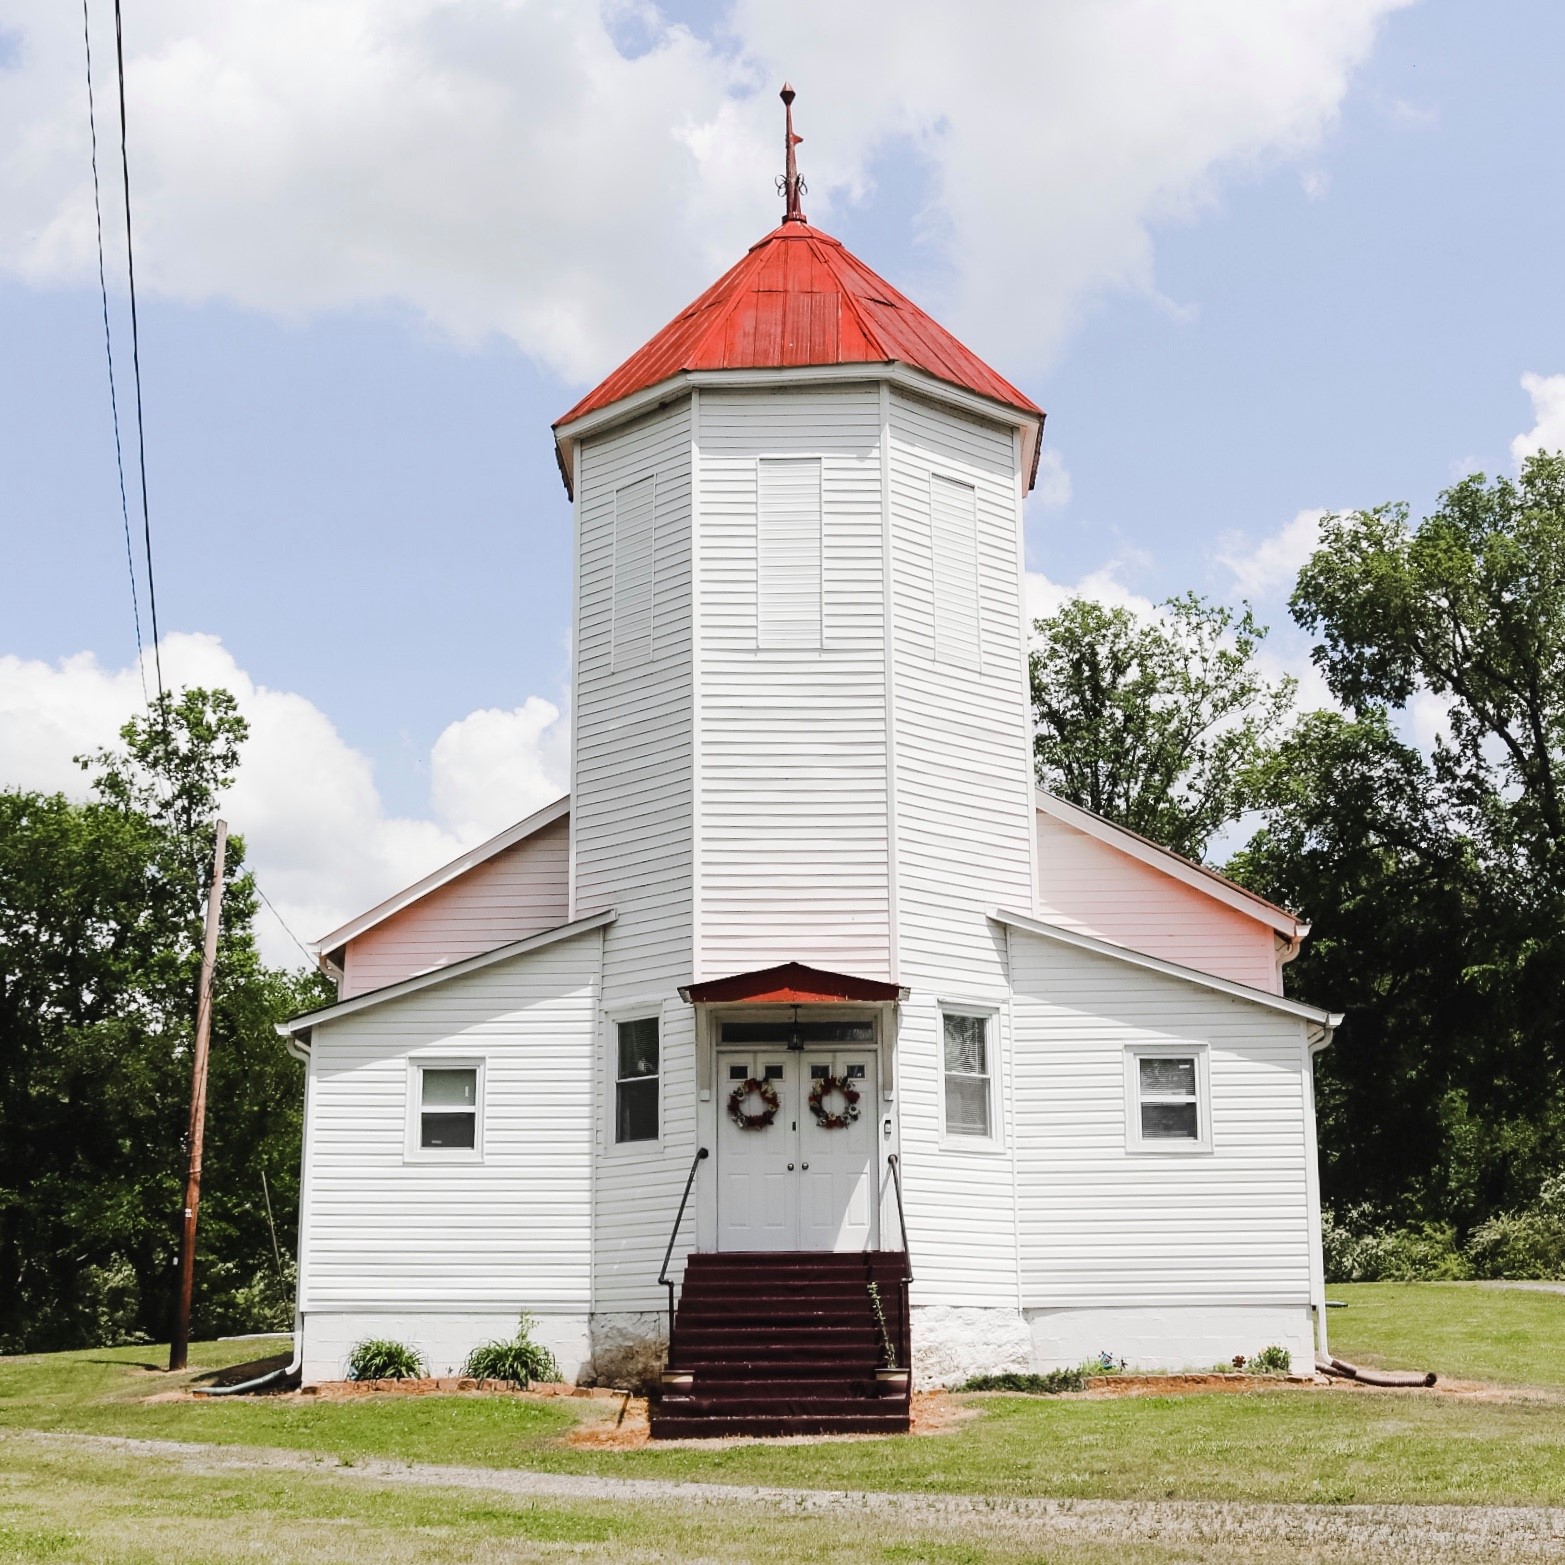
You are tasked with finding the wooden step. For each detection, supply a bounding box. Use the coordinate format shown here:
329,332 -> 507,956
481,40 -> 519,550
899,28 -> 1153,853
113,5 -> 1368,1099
651,1411 -> 908,1439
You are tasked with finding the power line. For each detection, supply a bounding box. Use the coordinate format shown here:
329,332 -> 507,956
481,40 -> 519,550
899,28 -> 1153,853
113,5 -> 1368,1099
81,0 -> 148,705
254,878 -> 318,970
111,0 -> 165,707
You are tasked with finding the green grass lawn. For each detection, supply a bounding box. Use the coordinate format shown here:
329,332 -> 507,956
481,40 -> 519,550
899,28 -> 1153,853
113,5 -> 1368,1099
4,1285 -> 1565,1510
1327,1281 -> 1565,1387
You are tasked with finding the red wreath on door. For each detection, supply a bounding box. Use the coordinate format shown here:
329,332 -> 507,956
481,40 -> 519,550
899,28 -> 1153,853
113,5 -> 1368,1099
807,1074 -> 862,1129
726,1076 -> 781,1130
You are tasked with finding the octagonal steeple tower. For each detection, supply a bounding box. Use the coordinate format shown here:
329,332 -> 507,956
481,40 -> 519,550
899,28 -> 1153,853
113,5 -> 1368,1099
553,88 -> 1046,1018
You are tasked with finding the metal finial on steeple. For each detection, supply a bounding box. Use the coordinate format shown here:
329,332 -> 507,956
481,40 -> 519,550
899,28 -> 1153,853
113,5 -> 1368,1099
778,82 -> 807,224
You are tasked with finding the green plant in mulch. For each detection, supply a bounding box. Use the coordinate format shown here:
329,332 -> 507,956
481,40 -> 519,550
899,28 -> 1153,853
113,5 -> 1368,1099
345,1338 -> 425,1381
460,1313 -> 561,1387
1250,1344 -> 1292,1376
958,1368 -> 1087,1394
1084,1350 -> 1127,1375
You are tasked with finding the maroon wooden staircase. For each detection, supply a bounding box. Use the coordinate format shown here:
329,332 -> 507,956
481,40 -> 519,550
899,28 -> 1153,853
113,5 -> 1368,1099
651,1251 -> 912,1438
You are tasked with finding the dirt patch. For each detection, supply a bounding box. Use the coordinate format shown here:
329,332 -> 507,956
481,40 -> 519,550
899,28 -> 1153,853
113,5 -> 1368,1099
297,1378 -> 622,1400
1080,1372 -> 1318,1396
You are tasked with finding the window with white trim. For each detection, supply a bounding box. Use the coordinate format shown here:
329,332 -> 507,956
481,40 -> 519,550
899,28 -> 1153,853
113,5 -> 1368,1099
415,1064 -> 479,1152
758,457 -> 823,648
1126,1046 -> 1210,1151
942,1012 -> 992,1138
615,1016 -> 660,1144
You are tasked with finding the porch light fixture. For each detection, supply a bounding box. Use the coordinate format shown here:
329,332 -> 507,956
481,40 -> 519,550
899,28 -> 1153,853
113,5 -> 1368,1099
788,1005 -> 803,1050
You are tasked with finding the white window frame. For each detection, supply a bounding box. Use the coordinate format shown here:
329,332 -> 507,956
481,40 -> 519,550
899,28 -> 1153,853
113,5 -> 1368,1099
405,1057 -> 485,1163
608,1006 -> 662,1153
1124,1043 -> 1212,1154
938,1004 -> 1003,1152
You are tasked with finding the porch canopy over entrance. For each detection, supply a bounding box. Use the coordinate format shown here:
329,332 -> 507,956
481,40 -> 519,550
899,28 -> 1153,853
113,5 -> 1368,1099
679,961 -> 908,1006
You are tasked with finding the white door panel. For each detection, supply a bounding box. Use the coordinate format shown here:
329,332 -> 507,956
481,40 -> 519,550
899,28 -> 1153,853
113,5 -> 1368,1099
717,1044 -> 878,1252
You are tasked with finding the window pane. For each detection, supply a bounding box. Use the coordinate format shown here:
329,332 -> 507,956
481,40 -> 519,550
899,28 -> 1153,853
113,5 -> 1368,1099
1139,1056 -> 1195,1097
616,1076 -> 658,1143
943,1014 -> 987,1074
945,1075 -> 991,1136
728,1063 -> 749,1080
422,1068 -> 476,1107
763,1063 -> 785,1080
720,1021 -> 874,1045
1141,1101 -> 1199,1140
421,1111 -> 476,1149
617,1017 -> 659,1080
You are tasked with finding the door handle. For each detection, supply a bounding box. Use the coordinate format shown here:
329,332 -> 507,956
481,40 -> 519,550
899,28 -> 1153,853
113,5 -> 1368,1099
786,1162 -> 794,1171
801,1162 -> 810,1170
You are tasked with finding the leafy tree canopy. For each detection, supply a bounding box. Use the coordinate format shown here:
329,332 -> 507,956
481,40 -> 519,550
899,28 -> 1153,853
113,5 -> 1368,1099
1029,592 -> 1294,860
0,687 -> 324,1353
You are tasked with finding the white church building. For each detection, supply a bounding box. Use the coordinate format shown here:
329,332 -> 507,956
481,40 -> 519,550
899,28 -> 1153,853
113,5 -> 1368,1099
279,92 -> 1338,1433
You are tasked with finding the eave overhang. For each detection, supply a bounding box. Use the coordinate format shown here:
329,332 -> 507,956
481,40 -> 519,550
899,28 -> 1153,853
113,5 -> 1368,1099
991,907 -> 1342,1030
552,362 -> 1044,502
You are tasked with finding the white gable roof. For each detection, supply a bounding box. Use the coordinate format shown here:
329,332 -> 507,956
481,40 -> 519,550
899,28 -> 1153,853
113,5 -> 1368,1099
280,907 -> 614,1039
314,793 -> 570,962
992,905 -> 1340,1030
1034,790 -> 1305,940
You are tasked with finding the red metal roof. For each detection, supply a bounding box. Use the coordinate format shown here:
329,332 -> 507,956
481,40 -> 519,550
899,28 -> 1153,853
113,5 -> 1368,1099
679,961 -> 905,1005
555,222 -> 1043,435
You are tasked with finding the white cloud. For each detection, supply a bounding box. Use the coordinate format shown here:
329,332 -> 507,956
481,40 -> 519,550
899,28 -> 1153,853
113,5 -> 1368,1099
1,0 -> 1409,382
1512,372 -> 1565,466
430,697 -> 569,845
0,635 -> 568,966
1215,508 -> 1327,599
1024,565 -> 1159,625
1032,447 -> 1072,510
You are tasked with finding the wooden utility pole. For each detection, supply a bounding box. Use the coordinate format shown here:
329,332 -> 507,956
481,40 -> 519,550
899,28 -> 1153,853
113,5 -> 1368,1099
169,818 -> 227,1372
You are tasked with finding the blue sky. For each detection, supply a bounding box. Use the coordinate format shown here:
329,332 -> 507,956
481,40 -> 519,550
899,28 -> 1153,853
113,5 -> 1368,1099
2,0 -> 1562,958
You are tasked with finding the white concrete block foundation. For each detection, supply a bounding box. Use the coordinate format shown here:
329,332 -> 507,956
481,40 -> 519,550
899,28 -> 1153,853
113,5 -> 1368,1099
301,1311 -> 591,1385
910,1303 -> 1316,1387
1025,1305 -> 1317,1377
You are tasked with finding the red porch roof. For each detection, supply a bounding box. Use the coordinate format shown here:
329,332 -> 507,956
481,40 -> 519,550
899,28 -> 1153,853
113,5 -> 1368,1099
679,961 -> 906,1005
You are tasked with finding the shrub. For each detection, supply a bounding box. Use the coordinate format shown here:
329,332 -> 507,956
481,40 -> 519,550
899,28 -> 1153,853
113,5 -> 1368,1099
346,1338 -> 425,1381
1465,1174 -> 1565,1280
1321,1206 -> 1468,1282
959,1368 -> 1086,1394
460,1313 -> 561,1387
1251,1344 -> 1291,1376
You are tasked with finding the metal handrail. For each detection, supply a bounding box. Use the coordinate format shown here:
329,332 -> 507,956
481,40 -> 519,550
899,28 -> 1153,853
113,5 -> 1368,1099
658,1146 -> 709,1352
886,1152 -> 913,1281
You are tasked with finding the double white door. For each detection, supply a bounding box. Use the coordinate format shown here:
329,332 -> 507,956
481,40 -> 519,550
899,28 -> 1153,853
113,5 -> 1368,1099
716,1049 -> 878,1252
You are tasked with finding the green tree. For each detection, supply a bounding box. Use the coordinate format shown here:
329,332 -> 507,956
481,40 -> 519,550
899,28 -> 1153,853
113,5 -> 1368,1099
1029,593 -> 1295,860
1233,453 -> 1565,1230
0,688 -> 325,1353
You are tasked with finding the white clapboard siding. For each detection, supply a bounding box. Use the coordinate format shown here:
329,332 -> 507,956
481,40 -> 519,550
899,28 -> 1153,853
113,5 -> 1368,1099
340,818 -> 570,999
574,399 -> 694,999
575,399 -> 700,1313
696,387 -> 892,977
882,389 -> 1034,1304
300,931 -> 599,1311
757,457 -> 823,648
1035,811 -> 1282,993
930,473 -> 980,671
1008,927 -> 1315,1305
592,1000 -> 700,1312
612,474 -> 656,669
889,388 -> 1033,993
